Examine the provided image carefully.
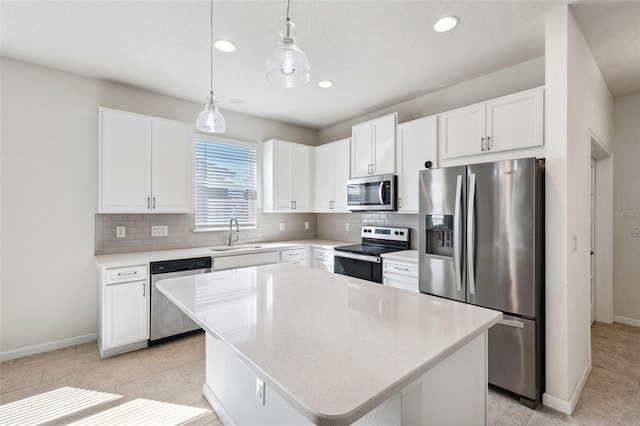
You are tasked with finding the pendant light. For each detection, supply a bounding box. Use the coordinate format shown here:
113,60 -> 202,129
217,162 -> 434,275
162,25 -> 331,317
266,0 -> 310,88
196,0 -> 226,133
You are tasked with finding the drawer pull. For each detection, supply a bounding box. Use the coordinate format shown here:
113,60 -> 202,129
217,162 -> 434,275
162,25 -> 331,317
393,266 -> 410,271
117,271 -> 138,276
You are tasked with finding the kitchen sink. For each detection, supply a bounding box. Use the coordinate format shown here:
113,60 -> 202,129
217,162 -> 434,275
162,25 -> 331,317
210,244 -> 263,252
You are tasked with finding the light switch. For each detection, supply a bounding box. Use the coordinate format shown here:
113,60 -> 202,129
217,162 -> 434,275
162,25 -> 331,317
151,225 -> 168,237
305,221 -> 310,230
345,223 -> 350,232
115,226 -> 126,238
279,223 -> 285,231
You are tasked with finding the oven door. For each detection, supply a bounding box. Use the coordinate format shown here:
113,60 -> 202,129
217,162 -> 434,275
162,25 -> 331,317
333,252 -> 383,283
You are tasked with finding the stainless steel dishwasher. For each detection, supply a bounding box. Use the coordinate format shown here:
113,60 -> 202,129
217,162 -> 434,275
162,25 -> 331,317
149,256 -> 212,345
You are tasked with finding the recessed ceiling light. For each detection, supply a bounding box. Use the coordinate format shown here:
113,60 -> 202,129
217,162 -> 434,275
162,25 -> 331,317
318,80 -> 334,89
433,16 -> 459,33
229,98 -> 244,105
214,39 -> 237,53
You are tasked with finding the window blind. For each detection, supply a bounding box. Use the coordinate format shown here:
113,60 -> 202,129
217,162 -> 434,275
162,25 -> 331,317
194,139 -> 257,229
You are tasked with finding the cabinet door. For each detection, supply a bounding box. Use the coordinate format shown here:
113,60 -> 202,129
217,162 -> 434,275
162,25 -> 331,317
105,280 -> 148,348
486,88 -> 544,153
273,141 -> 294,211
372,113 -> 397,175
439,104 -> 486,160
332,138 -> 351,211
351,122 -> 373,178
397,116 -> 437,213
151,119 -> 192,213
99,109 -> 152,212
291,144 -> 313,211
314,143 -> 334,212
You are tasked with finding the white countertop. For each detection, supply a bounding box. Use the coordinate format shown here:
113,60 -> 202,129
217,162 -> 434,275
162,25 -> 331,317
94,239 -> 351,267
157,263 -> 502,425
380,249 -> 418,262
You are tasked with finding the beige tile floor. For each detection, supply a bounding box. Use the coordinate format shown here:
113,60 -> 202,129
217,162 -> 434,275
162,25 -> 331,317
0,322 -> 638,425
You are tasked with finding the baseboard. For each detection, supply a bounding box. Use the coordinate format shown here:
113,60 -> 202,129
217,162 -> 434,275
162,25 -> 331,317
613,315 -> 640,328
542,360 -> 591,415
0,333 -> 97,362
203,383 -> 236,426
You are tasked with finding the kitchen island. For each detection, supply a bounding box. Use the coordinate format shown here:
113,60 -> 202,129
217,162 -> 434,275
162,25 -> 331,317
157,263 -> 502,425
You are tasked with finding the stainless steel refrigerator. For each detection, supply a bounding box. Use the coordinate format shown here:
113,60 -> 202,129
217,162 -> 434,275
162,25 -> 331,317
419,157 -> 544,407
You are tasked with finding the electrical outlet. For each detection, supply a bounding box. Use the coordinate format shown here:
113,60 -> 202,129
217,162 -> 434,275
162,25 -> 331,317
115,226 -> 126,238
305,221 -> 310,230
256,378 -> 265,405
345,222 -> 350,232
632,225 -> 640,237
279,223 -> 285,231
151,225 -> 169,237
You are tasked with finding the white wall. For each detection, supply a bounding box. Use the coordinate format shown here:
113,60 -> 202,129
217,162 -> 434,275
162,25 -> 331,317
612,92 -> 640,326
0,57 -> 318,359
542,5 -> 614,414
318,57 -> 545,144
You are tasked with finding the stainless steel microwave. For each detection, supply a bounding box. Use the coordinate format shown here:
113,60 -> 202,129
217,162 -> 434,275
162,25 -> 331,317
347,174 -> 397,211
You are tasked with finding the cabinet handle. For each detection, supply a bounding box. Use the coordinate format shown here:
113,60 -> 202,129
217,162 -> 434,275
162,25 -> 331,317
481,137 -> 485,152
142,282 -> 145,297
486,136 -> 491,151
398,198 -> 402,209
152,197 -> 156,209
372,163 -> 376,174
393,266 -> 410,271
367,164 -> 371,174
117,271 -> 137,276
147,197 -> 151,209
290,201 -> 293,210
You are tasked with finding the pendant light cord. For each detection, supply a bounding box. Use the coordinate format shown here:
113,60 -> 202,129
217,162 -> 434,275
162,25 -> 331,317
209,0 -> 214,95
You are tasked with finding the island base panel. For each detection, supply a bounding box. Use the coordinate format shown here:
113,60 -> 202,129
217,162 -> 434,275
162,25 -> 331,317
203,332 -> 487,425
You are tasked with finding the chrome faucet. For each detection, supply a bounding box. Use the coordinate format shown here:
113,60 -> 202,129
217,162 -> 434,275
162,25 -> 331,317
228,217 -> 239,246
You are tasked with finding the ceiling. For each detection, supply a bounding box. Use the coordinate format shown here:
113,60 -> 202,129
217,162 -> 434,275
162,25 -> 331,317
1,1 -> 638,129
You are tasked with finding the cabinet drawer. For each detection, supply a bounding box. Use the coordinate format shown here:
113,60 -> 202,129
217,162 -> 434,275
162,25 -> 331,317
280,248 -> 306,262
106,265 -> 148,284
214,252 -> 279,271
384,274 -> 419,293
313,248 -> 334,262
383,260 -> 418,277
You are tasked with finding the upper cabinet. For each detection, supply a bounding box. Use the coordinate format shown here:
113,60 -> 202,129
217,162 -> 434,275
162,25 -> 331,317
439,87 -> 544,160
396,116 -> 437,214
99,108 -> 192,213
351,112 -> 397,177
315,138 -> 350,213
263,139 -> 314,213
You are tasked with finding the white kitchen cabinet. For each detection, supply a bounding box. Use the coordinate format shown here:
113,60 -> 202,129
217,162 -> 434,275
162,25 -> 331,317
280,247 -> 308,266
99,107 -> 192,213
311,247 -> 334,273
439,87 -> 543,160
263,139 -> 314,213
99,264 -> 149,357
396,116 -> 437,214
213,251 -> 280,271
315,138 -> 350,212
382,257 -> 419,293
351,112 -> 397,178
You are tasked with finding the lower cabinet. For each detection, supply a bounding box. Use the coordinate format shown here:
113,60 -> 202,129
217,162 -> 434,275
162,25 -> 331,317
214,251 -> 280,271
382,258 -> 419,293
311,247 -> 334,273
280,248 -> 308,266
99,264 -> 149,358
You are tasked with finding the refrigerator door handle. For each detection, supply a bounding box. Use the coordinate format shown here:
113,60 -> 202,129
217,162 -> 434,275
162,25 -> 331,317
498,318 -> 525,329
467,173 -> 477,295
453,175 -> 463,292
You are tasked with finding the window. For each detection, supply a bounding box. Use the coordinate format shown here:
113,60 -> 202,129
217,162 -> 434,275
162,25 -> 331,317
194,138 -> 257,230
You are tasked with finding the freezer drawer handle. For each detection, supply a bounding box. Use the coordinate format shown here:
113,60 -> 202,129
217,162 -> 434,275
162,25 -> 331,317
467,173 -> 477,295
453,174 -> 463,293
498,319 -> 525,329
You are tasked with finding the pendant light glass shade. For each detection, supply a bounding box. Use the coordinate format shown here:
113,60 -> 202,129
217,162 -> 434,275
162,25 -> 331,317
196,0 -> 226,133
196,92 -> 226,133
266,3 -> 310,88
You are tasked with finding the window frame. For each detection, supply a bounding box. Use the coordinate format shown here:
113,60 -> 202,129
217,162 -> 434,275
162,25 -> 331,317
192,134 -> 260,232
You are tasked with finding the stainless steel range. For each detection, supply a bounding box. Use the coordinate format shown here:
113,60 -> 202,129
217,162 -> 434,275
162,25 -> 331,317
334,225 -> 410,283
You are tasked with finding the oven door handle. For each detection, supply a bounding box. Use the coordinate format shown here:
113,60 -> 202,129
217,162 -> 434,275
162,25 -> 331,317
335,251 -> 381,263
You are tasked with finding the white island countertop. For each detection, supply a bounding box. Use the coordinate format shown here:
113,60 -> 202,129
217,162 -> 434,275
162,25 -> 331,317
157,263 -> 501,425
